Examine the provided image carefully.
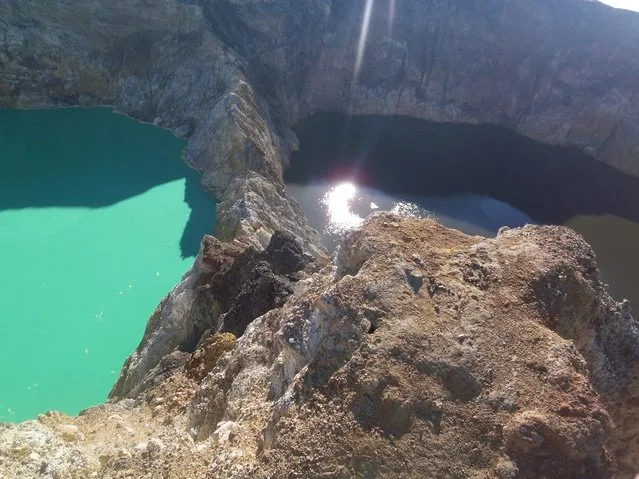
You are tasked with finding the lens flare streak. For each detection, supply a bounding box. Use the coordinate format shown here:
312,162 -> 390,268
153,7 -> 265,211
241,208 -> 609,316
388,0 -> 396,35
354,0 -> 375,84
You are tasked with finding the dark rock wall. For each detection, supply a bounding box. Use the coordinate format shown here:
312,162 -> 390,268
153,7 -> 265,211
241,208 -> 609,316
212,0 -> 639,175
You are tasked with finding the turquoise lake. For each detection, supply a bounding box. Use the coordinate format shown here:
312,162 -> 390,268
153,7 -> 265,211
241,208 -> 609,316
0,108 -> 216,422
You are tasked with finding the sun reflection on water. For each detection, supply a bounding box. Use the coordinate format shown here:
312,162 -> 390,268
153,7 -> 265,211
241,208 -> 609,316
321,182 -> 431,237
322,182 -> 364,234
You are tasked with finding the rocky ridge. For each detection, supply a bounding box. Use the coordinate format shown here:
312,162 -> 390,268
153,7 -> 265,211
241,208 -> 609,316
2,214 -> 639,478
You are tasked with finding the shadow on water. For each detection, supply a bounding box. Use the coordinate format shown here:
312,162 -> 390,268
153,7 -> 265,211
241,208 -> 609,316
285,112 -> 639,226
181,173 -> 217,258
0,107 -> 215,258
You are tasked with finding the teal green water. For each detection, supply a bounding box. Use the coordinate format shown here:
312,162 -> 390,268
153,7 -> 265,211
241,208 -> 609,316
0,108 -> 215,422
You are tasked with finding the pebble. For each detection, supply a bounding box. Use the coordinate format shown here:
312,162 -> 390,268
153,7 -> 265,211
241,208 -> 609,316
213,421 -> 239,446
133,441 -> 148,453
12,443 -> 29,457
148,438 -> 165,453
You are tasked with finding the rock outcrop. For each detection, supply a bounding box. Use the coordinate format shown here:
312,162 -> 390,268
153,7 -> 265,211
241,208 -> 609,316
2,215 -> 639,478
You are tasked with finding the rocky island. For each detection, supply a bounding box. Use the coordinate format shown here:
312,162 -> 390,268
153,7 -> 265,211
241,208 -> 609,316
2,0 -> 639,477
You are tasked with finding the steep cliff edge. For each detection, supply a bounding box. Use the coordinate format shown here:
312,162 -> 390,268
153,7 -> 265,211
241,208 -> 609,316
2,215 -> 639,477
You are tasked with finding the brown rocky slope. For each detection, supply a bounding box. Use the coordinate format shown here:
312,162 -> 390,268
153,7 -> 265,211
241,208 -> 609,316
2,214 -> 639,478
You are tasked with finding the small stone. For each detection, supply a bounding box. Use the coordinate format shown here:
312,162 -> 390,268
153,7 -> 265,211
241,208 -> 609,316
212,421 -> 239,446
152,405 -> 164,417
133,441 -> 148,454
116,448 -> 132,459
405,268 -> 424,294
529,430 -> 545,445
12,443 -> 29,458
148,438 -> 164,453
495,458 -> 519,478
412,254 -> 424,266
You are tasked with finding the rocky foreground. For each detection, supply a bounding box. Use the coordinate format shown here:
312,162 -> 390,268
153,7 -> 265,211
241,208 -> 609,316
2,214 -> 638,478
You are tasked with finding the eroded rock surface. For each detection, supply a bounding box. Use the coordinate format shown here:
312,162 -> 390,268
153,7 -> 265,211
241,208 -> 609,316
110,231 -> 315,399
3,215 -> 639,478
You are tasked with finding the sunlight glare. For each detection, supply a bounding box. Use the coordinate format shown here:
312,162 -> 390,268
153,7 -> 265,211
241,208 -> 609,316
388,0 -> 396,35
354,0 -> 375,84
598,0 -> 639,12
323,182 -> 364,232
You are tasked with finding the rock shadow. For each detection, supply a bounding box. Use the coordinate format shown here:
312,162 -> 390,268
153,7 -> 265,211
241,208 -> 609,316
285,112 -> 639,226
180,172 -> 216,258
0,107 -> 215,258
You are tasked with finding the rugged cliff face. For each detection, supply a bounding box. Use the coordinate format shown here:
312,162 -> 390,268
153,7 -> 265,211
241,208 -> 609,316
2,1 -> 639,477
2,215 -> 639,477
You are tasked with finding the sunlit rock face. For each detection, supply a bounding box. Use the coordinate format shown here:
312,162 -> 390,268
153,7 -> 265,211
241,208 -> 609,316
3,215 -> 639,478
